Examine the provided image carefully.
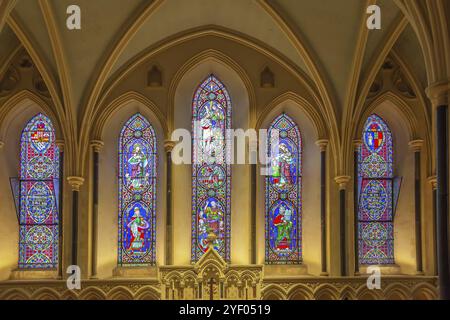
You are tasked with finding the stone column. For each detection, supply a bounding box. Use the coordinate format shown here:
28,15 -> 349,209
164,140 -> 175,265
249,139 -> 258,265
426,82 -> 450,299
335,175 -> 351,276
353,140 -> 362,275
409,139 -> 424,275
428,175 -> 438,276
90,140 -> 103,278
316,139 -> 328,276
67,176 -> 84,266
56,140 -> 65,279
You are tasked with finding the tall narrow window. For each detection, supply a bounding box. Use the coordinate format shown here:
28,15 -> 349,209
265,114 -> 302,264
191,75 -> 231,262
358,114 -> 394,264
118,113 -> 157,266
19,113 -> 59,269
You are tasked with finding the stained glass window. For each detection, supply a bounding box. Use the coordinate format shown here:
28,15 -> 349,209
118,113 -> 157,266
265,114 -> 302,264
358,114 -> 394,264
191,75 -> 231,262
19,113 -> 59,269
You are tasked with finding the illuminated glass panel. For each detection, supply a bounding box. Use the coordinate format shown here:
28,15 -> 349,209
358,114 -> 394,264
19,113 -> 59,269
191,75 -> 231,262
118,113 -> 157,265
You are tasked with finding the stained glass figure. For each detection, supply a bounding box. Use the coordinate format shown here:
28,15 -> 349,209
19,113 -> 59,269
265,114 -> 302,263
191,75 -> 231,262
118,113 -> 157,265
358,114 -> 395,264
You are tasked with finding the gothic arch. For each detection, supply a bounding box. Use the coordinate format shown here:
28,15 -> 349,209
256,97 -> 322,273
95,97 -> 166,276
168,49 -> 255,131
92,91 -> 168,141
261,285 -> 286,300
0,90 -> 63,141
287,285 -> 314,300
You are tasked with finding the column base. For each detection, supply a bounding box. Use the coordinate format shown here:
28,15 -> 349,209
320,272 -> 329,276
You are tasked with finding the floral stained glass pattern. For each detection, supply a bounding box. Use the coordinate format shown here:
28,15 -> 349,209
19,113 -> 59,269
192,75 -> 231,262
265,114 -> 302,264
118,114 -> 157,266
358,114 -> 395,265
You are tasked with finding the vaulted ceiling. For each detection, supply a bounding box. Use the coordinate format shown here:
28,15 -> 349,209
0,0 -> 431,120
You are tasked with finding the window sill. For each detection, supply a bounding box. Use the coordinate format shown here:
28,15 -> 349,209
9,269 -> 58,280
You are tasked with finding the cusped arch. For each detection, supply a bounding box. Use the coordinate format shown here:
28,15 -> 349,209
107,286 -> 134,300
31,288 -> 61,300
355,288 -> 380,300
383,283 -> 411,300
314,284 -> 339,300
287,285 -> 314,300
79,287 -> 107,300
411,283 -> 437,300
339,285 -> 356,300
135,286 -> 160,300
0,288 -> 31,300
261,284 -> 286,300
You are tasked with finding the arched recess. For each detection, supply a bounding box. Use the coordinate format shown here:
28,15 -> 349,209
256,96 -> 323,275
354,96 -> 418,274
80,26 -> 331,176
0,91 -> 64,280
171,58 -> 250,265
94,97 -> 166,278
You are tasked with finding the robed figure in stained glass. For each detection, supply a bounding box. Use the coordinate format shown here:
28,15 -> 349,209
118,114 -> 157,266
192,75 -> 231,262
265,114 -> 302,264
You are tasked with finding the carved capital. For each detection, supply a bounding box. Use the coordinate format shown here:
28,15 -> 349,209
426,81 -> 450,107
408,139 -> 424,152
353,139 -> 363,150
335,175 -> 351,190
90,140 -> 104,153
67,176 -> 85,192
55,140 -> 65,150
427,175 -> 437,190
315,139 -> 328,152
164,140 -> 176,153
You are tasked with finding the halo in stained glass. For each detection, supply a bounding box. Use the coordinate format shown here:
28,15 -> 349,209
118,113 -> 157,266
358,114 -> 395,265
19,113 -> 59,269
265,113 -> 302,264
191,74 -> 231,262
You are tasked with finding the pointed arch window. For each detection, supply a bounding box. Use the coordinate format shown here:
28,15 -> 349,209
19,113 -> 59,269
358,114 -> 395,264
118,113 -> 157,266
265,114 -> 302,264
191,75 -> 231,262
